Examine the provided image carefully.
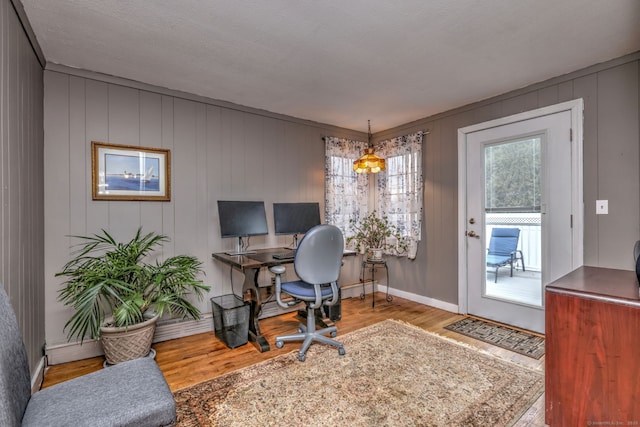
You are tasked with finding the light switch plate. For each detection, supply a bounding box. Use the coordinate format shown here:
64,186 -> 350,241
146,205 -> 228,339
596,200 -> 608,215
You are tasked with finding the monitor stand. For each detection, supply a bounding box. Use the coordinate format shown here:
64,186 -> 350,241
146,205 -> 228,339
225,236 -> 256,256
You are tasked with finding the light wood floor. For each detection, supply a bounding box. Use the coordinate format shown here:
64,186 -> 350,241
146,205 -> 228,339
42,293 -> 545,426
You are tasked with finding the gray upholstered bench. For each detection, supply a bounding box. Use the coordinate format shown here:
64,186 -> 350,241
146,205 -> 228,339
0,286 -> 176,427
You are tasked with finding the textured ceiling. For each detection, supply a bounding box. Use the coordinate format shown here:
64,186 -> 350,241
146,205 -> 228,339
20,0 -> 640,133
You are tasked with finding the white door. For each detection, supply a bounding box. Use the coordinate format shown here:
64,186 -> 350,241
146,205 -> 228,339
458,100 -> 583,334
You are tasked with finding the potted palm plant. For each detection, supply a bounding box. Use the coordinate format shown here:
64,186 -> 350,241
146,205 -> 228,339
347,211 -> 408,260
56,227 -> 210,365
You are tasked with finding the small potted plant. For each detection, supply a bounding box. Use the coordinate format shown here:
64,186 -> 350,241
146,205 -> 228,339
347,211 -> 408,260
56,227 -> 210,365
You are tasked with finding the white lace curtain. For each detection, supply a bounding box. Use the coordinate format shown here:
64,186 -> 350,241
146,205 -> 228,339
324,136 -> 368,240
376,131 -> 424,259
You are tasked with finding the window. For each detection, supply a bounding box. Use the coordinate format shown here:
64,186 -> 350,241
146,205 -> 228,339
324,137 -> 368,239
376,131 -> 424,259
485,136 -> 541,213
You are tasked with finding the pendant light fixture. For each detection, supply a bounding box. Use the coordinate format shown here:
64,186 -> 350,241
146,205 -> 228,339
353,120 -> 386,174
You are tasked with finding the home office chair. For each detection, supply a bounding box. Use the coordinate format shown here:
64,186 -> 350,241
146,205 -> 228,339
0,285 -> 176,427
486,227 -> 525,283
269,224 -> 345,361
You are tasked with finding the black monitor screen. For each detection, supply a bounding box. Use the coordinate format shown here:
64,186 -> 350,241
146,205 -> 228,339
217,200 -> 268,238
273,202 -> 321,236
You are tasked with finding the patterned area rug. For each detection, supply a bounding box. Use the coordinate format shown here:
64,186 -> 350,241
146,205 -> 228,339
444,317 -> 545,359
174,320 -> 544,426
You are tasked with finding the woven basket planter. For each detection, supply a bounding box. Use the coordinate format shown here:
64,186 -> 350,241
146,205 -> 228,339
100,314 -> 159,365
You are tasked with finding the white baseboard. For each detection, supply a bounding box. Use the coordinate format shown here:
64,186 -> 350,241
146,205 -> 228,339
31,356 -> 46,393
153,314 -> 213,342
47,288 -> 457,364
341,281 -> 458,313
383,286 -> 459,313
341,281 -> 373,299
46,314 -> 214,365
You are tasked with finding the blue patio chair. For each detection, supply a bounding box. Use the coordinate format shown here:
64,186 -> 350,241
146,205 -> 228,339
486,228 -> 525,283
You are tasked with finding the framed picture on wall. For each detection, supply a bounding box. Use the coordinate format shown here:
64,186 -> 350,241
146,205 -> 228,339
91,141 -> 171,201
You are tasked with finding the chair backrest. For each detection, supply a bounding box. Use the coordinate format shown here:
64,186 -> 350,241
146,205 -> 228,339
488,228 -> 520,256
0,285 -> 33,427
294,224 -> 344,285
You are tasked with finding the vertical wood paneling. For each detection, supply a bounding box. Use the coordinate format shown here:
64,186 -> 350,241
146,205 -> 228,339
558,80 -> 574,102
261,118 -> 284,248
230,110 -> 246,196
193,102 -> 209,266
68,76 -> 87,234
205,104 -> 222,249
107,85 -> 141,236
596,62 -> 640,268
428,118 -> 445,294
43,72 -> 72,345
172,99 -> 199,255
1,0 -> 44,375
537,85 -> 559,106
139,91 -> 164,236
439,115 -> 463,303
84,80 -> 110,231
244,114 -> 264,199
574,73 -> 599,265
161,95 -> 176,254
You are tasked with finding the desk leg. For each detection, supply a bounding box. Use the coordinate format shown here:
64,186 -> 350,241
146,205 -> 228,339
242,267 -> 270,352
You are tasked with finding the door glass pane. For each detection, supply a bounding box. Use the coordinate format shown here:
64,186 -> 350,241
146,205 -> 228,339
483,137 -> 543,307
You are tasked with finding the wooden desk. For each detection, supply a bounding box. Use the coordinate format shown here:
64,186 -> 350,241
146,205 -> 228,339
545,266 -> 640,426
212,248 -> 356,352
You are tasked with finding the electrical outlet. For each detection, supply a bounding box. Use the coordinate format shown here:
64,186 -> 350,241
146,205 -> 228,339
596,200 -> 608,215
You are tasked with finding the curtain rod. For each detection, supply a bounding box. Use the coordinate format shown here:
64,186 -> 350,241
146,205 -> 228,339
322,130 -> 430,141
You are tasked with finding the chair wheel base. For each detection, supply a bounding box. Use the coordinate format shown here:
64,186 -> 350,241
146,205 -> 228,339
298,353 -> 306,362
275,340 -> 284,349
338,347 -> 346,356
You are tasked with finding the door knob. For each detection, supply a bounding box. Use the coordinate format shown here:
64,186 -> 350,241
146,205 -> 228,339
466,230 -> 480,239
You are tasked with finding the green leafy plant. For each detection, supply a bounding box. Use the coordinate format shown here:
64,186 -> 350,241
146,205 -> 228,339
347,211 -> 408,256
57,227 -> 210,342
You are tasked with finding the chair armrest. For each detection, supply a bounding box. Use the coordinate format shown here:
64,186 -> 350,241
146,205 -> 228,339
322,281 -> 340,308
269,265 -> 286,275
269,265 -> 299,308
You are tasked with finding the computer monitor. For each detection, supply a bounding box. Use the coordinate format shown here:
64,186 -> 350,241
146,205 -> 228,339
273,202 -> 321,248
217,200 -> 268,255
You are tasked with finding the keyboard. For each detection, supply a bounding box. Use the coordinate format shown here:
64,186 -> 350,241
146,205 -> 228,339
272,250 -> 296,260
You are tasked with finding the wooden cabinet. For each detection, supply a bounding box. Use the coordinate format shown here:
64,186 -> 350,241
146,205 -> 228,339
545,266 -> 640,426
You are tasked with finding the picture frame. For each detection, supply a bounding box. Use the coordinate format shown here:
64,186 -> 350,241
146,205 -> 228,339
91,141 -> 171,201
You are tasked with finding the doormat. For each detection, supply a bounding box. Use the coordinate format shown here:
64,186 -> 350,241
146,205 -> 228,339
444,317 -> 545,359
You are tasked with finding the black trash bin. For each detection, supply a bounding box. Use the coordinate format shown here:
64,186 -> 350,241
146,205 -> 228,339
210,294 -> 250,348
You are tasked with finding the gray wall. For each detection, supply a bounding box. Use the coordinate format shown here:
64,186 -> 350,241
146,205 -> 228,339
43,67 -> 365,347
375,53 -> 640,305
1,0 -> 45,375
